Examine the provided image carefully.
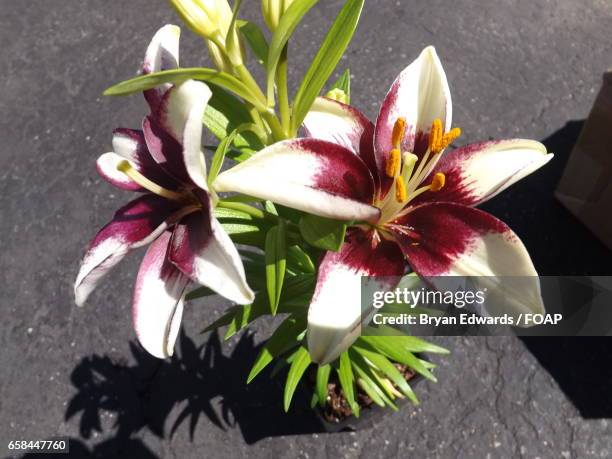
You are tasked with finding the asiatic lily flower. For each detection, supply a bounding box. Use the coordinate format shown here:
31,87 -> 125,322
215,47 -> 553,364
75,25 -> 254,358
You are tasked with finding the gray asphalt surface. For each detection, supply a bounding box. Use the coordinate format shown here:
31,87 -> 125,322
2,0 -> 612,458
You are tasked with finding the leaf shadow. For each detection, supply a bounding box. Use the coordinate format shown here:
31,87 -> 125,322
49,330 -> 323,457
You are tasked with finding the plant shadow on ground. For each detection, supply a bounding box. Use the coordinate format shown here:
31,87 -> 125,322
18,331 -> 323,459
479,120 -> 612,419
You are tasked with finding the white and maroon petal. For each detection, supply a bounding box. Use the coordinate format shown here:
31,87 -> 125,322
96,153 -> 143,191
413,139 -> 553,207
374,47 -> 452,196
214,139 -> 381,222
392,202 -> 544,318
307,229 -> 407,364
303,97 -> 379,188
132,231 -> 189,359
304,97 -> 374,155
169,207 -> 255,305
142,24 -> 181,111
145,81 -> 212,189
74,195 -> 183,307
97,129 -> 179,191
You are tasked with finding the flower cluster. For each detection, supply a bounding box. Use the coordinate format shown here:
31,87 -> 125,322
76,0 -> 552,414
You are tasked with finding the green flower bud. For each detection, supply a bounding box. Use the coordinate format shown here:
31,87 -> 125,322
262,0 -> 295,31
325,88 -> 349,105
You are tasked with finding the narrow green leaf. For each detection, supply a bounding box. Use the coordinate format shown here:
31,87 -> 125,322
265,222 -> 287,314
299,214 -> 347,251
310,392 -> 319,409
215,206 -> 272,248
329,69 -> 351,100
353,344 -> 419,404
291,0 -> 364,133
238,20 -> 269,66
266,0 -> 319,104
208,124 -> 264,187
247,313 -> 307,383
286,245 -> 315,274
338,351 -> 359,415
264,200 -> 279,216
208,132 -> 237,188
315,364 -> 332,408
271,345 -> 300,378
365,326 -> 450,354
349,350 -> 396,409
104,68 -> 267,111
360,336 -> 437,382
283,346 -> 312,412
224,296 -> 270,340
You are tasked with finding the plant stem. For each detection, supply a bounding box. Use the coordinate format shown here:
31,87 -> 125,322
235,64 -> 267,108
262,111 -> 287,142
277,45 -> 291,134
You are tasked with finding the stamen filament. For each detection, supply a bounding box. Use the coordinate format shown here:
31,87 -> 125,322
410,172 -> 446,200
117,160 -> 185,201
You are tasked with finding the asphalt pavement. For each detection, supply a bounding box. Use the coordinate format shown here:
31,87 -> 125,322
1,0 -> 612,457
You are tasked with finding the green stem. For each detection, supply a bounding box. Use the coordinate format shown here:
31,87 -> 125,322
245,102 -> 268,141
262,111 -> 287,142
277,46 -> 291,134
235,64 -> 268,108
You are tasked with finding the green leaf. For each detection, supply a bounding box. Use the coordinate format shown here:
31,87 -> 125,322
215,206 -> 272,248
329,69 -> 351,101
208,131 -> 236,188
353,343 -> 419,404
265,222 -> 287,314
299,214 -> 347,252
283,346 -> 312,412
338,351 -> 359,415
360,336 -> 437,382
264,200 -> 279,216
224,296 -> 269,340
290,0 -> 364,133
349,350 -> 396,409
266,0 -> 319,104
238,20 -> 269,66
247,313 -> 307,383
286,245 -> 315,274
365,326 -> 450,354
204,85 -> 264,158
104,68 -> 267,111
315,364 -> 332,408
208,123 -> 265,187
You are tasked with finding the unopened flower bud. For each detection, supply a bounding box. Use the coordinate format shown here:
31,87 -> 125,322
325,88 -> 349,105
169,0 -> 220,39
262,0 -> 295,31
